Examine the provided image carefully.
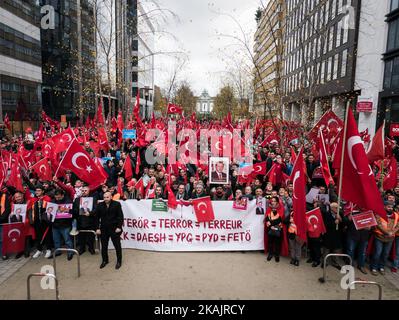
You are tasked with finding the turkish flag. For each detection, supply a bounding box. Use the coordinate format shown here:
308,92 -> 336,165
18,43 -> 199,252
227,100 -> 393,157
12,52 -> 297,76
96,101 -> 105,125
192,196 -> 215,222
2,223 -> 25,255
366,122 -> 385,163
31,158 -> 52,181
4,114 -> 11,131
124,155 -> 133,181
266,164 -> 277,185
55,139 -> 106,190
318,128 -> 334,186
166,184 -> 178,210
50,128 -> 76,153
252,161 -> 267,177
291,147 -> 297,164
90,141 -> 101,157
7,155 -> 24,192
135,178 -> 144,197
290,148 -> 307,242
41,111 -> 60,128
308,110 -> 343,142
93,157 -> 108,181
135,151 -> 141,175
305,208 -> 327,238
383,157 -> 398,191
98,127 -> 109,151
167,103 -> 183,115
333,109 -> 386,220
117,111 -> 124,131
19,146 -> 35,169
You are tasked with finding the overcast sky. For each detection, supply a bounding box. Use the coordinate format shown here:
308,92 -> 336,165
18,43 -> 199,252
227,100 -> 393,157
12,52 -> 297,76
154,0 -> 260,97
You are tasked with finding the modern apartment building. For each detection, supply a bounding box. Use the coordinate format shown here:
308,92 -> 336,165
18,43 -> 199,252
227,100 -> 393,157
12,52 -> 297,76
0,0 -> 42,124
281,0 -> 360,127
253,0 -> 284,119
40,0 -> 96,120
116,0 -> 155,120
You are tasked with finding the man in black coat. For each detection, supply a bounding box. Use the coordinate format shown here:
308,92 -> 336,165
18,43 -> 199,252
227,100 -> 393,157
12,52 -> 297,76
95,192 -> 124,270
73,185 -> 97,255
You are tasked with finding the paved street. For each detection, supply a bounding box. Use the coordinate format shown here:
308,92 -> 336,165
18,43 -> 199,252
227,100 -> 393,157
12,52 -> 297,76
0,250 -> 397,300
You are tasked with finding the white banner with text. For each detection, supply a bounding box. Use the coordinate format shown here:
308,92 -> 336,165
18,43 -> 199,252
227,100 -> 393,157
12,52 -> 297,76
119,200 -> 265,251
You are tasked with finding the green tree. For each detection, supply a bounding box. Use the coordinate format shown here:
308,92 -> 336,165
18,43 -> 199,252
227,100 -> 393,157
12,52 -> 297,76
213,86 -> 237,119
174,81 -> 197,115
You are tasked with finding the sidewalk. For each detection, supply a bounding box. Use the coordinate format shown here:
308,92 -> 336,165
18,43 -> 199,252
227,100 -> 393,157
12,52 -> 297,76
0,256 -> 31,286
384,271 -> 399,291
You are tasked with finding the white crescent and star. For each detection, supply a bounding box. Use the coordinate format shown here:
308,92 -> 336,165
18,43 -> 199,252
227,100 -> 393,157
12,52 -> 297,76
197,202 -> 208,214
39,164 -> 47,174
62,133 -> 72,143
292,171 -> 300,200
7,229 -> 21,242
215,141 -> 222,151
307,215 -> 319,230
169,106 -> 177,113
347,136 -> 372,175
72,152 -> 90,170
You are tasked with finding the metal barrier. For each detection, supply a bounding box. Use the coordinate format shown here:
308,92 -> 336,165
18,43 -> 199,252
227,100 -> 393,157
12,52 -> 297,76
53,248 -> 80,278
347,281 -> 383,300
318,253 -> 352,283
72,230 -> 100,252
27,273 -> 59,300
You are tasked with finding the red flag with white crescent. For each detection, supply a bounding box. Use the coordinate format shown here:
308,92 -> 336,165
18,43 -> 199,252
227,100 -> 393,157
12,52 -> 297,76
167,103 -> 183,115
192,196 -> 215,222
290,147 -> 307,242
383,157 -> 398,191
50,128 -> 76,153
31,158 -> 52,181
305,208 -> 327,238
318,128 -> 334,186
366,122 -> 385,163
333,109 -> 386,220
2,223 -> 26,255
55,139 -> 106,190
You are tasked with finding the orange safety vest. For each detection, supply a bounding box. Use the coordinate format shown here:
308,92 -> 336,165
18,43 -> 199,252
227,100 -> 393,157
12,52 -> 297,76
375,213 -> 399,237
31,199 -> 47,222
0,194 -> 6,215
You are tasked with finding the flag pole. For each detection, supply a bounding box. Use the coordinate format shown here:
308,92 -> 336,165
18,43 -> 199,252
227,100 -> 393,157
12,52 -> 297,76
336,101 -> 351,230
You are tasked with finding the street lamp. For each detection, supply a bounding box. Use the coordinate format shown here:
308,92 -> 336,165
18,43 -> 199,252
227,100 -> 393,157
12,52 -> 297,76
143,86 -> 153,121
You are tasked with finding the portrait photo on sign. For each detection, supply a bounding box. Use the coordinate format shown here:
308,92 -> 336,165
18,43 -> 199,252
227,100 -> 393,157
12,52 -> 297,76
56,203 -> 73,219
80,197 -> 93,214
9,204 -> 27,223
46,203 -> 59,222
209,157 -> 229,185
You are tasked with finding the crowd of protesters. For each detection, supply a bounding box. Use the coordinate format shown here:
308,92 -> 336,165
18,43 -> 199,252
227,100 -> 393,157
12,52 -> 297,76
0,119 -> 398,276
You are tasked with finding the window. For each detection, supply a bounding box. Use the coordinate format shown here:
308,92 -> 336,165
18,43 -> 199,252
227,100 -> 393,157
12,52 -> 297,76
329,26 -> 334,51
387,19 -> 399,51
341,49 -> 348,77
337,20 -> 342,47
321,60 -> 325,84
385,60 -> 393,89
327,57 -> 332,81
391,0 -> 399,12
333,54 -> 339,79
392,57 -> 399,88
343,19 -> 349,44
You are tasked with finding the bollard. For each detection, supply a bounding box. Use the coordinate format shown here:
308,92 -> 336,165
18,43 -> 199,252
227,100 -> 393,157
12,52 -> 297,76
318,253 -> 352,283
347,280 -> 382,300
27,273 -> 59,300
53,248 -> 80,278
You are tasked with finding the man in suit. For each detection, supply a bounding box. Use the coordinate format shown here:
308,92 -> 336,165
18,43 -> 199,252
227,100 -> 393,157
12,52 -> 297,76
211,161 -> 227,183
95,192 -> 124,270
